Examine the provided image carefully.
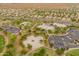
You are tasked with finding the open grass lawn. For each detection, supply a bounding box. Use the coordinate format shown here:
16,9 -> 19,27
33,47 -> 46,56
0,35 -> 5,52
27,47 -> 57,56
65,49 -> 79,56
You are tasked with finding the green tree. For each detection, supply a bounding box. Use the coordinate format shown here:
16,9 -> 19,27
55,48 -> 65,55
27,44 -> 32,49
33,48 -> 46,56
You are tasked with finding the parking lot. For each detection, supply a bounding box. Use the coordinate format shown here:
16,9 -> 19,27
48,28 -> 79,49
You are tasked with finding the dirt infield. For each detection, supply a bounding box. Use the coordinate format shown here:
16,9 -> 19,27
0,3 -> 77,9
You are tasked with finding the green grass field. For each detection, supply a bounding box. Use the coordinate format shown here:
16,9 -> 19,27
0,35 -> 5,52
65,49 -> 79,56
27,47 -> 57,56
